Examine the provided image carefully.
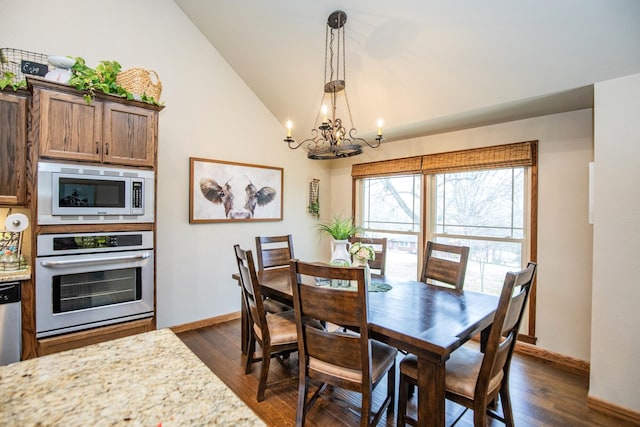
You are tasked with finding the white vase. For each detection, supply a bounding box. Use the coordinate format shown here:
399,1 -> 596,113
330,239 -> 351,266
351,257 -> 368,267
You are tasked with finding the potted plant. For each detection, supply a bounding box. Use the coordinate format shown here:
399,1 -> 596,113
317,216 -> 361,266
68,57 -> 162,105
317,216 -> 360,240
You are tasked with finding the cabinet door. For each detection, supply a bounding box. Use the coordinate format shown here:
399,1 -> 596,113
102,102 -> 156,167
38,89 -> 103,162
0,92 -> 27,205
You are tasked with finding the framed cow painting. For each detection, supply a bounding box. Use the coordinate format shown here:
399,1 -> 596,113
189,157 -> 283,223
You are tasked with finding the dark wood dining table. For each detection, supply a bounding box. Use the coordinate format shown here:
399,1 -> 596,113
235,266 -> 498,427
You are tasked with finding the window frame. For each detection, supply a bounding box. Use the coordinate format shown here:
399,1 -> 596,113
354,174 -> 423,281
352,141 -> 538,343
425,167 -> 530,293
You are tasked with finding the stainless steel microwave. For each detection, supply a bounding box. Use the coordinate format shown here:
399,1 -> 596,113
37,161 -> 155,224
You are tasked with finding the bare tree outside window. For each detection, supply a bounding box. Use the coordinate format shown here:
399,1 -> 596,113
432,168 -> 525,295
357,168 -> 527,292
360,175 -> 421,281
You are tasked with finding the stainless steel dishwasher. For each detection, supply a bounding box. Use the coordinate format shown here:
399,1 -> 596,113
0,282 -> 21,365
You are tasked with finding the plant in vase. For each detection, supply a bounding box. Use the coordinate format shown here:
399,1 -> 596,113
349,242 -> 375,267
317,216 -> 361,267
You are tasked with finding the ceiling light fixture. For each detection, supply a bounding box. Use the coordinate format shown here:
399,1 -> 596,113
284,10 -> 383,160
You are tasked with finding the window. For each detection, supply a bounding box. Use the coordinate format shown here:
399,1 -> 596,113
357,175 -> 421,281
352,141 -> 538,342
428,168 -> 527,296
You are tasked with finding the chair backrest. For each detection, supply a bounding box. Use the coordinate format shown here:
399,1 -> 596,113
234,245 -> 269,340
476,262 -> 537,399
289,260 -> 373,389
420,241 -> 470,289
349,236 -> 388,276
255,235 -> 295,270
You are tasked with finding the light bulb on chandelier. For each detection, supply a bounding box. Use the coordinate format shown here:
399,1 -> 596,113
284,10 -> 384,160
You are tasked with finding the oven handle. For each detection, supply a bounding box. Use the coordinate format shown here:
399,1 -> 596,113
39,253 -> 151,268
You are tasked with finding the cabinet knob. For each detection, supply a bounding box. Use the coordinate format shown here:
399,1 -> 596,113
105,142 -> 109,155
95,141 -> 99,154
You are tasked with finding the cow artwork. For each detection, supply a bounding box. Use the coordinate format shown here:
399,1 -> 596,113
199,177 -> 277,219
190,158 -> 283,223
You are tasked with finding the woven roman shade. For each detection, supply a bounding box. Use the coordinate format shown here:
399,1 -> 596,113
351,141 -> 537,178
421,141 -> 537,175
351,156 -> 423,178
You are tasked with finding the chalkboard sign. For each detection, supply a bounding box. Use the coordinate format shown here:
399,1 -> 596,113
20,60 -> 49,77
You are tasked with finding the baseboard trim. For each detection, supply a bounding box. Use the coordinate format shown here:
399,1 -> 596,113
587,396 -> 640,425
514,341 -> 590,376
170,311 -> 241,334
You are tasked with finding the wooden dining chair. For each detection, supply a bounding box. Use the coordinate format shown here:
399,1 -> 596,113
289,259 -> 397,427
255,234 -> 295,313
420,241 -> 470,289
255,234 -> 295,270
234,244 -> 299,402
349,236 -> 388,276
397,262 -> 537,427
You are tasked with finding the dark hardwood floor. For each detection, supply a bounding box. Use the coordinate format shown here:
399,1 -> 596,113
177,319 -> 636,427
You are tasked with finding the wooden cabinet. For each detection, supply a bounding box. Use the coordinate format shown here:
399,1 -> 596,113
19,78 -> 164,359
0,90 -> 28,205
32,79 -> 159,168
37,89 -> 103,163
102,101 -> 156,167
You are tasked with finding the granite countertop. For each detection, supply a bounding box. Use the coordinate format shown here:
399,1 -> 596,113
0,266 -> 30,283
0,329 -> 265,427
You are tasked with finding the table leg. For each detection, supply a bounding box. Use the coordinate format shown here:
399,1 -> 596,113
417,356 -> 446,427
480,325 -> 491,353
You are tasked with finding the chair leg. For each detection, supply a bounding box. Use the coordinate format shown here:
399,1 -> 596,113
257,351 -> 271,402
296,376 -> 309,427
473,407 -> 488,427
245,335 -> 256,375
499,386 -> 515,427
472,396 -> 489,427
361,388 -> 372,427
387,362 -> 396,413
397,372 -> 408,427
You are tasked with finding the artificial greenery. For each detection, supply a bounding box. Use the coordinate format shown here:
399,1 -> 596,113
0,72 -> 27,91
317,216 -> 361,240
350,242 -> 376,261
68,57 -> 161,106
309,200 -> 320,217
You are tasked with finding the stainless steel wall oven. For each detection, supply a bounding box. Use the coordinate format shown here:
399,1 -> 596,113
35,231 -> 154,338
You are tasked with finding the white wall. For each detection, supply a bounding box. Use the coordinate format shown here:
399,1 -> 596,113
329,110 -> 594,361
591,72 -> 640,412
1,0 -> 330,328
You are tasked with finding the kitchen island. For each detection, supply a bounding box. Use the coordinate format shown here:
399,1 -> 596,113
0,328 -> 265,426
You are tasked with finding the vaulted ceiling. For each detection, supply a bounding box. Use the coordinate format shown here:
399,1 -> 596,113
175,0 -> 640,142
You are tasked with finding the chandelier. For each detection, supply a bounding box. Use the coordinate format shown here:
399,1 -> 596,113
284,10 -> 383,160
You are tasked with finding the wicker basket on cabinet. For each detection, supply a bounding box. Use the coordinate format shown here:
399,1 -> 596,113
116,68 -> 162,101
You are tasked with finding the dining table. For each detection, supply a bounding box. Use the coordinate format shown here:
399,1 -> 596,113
234,266 -> 499,427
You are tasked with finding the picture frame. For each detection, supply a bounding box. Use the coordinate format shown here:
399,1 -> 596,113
189,157 -> 283,223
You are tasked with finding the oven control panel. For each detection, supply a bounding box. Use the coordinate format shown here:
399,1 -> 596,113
53,234 -> 142,250
37,231 -> 153,256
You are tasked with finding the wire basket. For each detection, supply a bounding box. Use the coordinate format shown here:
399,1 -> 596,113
0,48 -> 52,84
0,231 -> 27,271
116,68 -> 162,101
